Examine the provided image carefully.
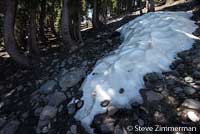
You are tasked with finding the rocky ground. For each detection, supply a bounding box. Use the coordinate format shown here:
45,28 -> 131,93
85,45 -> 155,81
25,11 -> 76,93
0,1 -> 200,134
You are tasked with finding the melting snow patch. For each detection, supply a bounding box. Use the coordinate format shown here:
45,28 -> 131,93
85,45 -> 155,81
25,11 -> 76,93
73,11 -> 198,133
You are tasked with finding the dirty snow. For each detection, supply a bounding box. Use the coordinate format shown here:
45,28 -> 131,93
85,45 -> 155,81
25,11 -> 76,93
73,11 -> 198,133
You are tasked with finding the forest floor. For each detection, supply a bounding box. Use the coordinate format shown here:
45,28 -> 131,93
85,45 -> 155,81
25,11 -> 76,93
0,0 -> 200,134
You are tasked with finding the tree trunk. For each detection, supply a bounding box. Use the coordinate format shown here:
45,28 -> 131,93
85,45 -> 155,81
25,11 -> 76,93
50,1 -> 57,37
28,8 -> 40,56
39,0 -> 46,43
147,0 -> 155,12
70,0 -> 82,44
92,0 -> 99,29
138,0 -> 143,15
4,0 -> 30,66
61,0 -> 76,50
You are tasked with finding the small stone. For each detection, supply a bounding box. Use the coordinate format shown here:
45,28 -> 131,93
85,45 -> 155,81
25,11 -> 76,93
193,71 -> 200,79
106,39 -> 112,45
145,90 -> 164,102
34,107 -> 43,117
144,73 -> 162,82
139,106 -> 149,114
187,111 -> 200,122
1,120 -> 20,134
70,125 -> 77,134
39,80 -> 57,94
40,106 -> 57,120
154,86 -> 164,92
154,111 -> 166,123
181,99 -> 200,110
37,120 -> 50,131
0,118 -> 6,128
0,102 -> 4,109
58,105 -> 63,112
176,64 -> 184,71
47,91 -> 66,107
59,68 -> 86,91
174,87 -> 183,93
66,91 -> 72,98
183,86 -> 196,95
16,85 -> 23,91
184,77 -> 193,83
166,79 -> 176,89
68,103 -> 76,114
138,119 -> 144,126
101,100 -> 110,107
97,35 -> 101,38
22,112 -> 29,119
76,100 -> 84,109
42,126 -> 49,133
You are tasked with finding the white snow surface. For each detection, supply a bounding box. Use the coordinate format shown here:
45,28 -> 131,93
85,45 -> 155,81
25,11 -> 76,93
74,11 -> 198,133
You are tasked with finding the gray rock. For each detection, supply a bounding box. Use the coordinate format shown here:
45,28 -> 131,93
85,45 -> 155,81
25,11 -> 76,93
76,100 -> 84,109
47,91 -> 66,107
16,85 -> 23,91
67,103 -> 76,114
173,87 -> 183,93
34,107 -> 43,117
176,63 -> 184,71
1,120 -> 20,134
42,126 -> 49,133
70,125 -> 77,134
0,102 -> 4,109
40,106 -> 57,120
193,57 -> 200,64
145,90 -> 164,102
166,79 -> 176,89
21,112 -> 29,119
39,80 -> 57,94
0,118 -> 6,128
183,86 -> 196,95
193,71 -> 200,79
58,105 -> 64,112
59,68 -> 86,91
144,72 -> 162,83
37,120 -> 50,131
181,99 -> 200,110
154,111 -> 166,123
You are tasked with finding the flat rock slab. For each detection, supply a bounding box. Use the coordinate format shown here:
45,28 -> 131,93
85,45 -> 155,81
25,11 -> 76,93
59,68 -> 86,91
47,91 -> 66,107
39,105 -> 57,120
181,99 -> 200,110
145,90 -> 164,103
39,80 -> 57,94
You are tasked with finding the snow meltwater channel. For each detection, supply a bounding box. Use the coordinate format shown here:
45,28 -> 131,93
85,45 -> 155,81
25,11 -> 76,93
72,11 -> 198,133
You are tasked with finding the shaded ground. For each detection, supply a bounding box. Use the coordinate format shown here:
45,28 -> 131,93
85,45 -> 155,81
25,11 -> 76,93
0,0 -> 200,134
